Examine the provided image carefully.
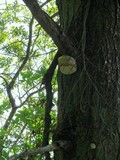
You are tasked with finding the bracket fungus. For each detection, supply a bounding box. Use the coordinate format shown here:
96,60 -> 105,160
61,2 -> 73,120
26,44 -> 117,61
58,55 -> 77,75
90,143 -> 96,150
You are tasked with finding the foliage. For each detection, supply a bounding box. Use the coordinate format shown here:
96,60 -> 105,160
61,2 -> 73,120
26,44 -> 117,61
0,0 -> 58,159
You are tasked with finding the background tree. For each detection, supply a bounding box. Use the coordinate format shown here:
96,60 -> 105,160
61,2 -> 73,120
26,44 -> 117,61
0,0 -> 120,160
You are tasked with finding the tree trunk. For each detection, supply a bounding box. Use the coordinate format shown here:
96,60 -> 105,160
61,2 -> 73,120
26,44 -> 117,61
54,0 -> 120,159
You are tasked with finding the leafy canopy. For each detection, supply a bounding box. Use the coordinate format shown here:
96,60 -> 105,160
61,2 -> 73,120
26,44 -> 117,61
0,0 -> 58,159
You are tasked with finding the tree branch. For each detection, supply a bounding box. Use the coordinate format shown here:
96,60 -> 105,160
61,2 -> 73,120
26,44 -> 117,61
9,140 -> 70,160
42,51 -> 60,159
4,17 -> 34,110
3,107 -> 17,130
1,17 -> 34,132
42,51 -> 61,84
22,0 -> 76,54
22,0 -> 61,47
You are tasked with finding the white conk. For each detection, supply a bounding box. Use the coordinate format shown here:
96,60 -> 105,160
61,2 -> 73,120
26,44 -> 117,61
58,55 -> 77,75
90,143 -> 96,149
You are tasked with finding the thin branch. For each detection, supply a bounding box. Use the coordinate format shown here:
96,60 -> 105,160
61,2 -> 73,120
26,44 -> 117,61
31,49 -> 57,57
7,86 -> 16,108
40,0 -> 51,8
4,17 -> 34,109
18,86 -> 45,108
10,124 -> 27,148
51,12 -> 59,19
0,41 -> 26,51
0,76 -> 16,109
3,107 -> 17,130
9,140 -> 70,160
30,27 -> 41,54
8,17 -> 34,89
0,75 -> 8,86
19,81 -> 41,99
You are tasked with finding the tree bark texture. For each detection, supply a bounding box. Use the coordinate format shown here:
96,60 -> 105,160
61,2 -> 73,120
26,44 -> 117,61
54,0 -> 120,160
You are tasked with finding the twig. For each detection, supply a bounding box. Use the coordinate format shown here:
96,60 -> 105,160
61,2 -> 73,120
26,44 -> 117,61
19,82 -> 41,99
18,86 -> 45,108
30,27 -> 41,54
10,124 -> 27,148
0,41 -> 26,52
0,75 -> 8,86
40,0 -> 51,8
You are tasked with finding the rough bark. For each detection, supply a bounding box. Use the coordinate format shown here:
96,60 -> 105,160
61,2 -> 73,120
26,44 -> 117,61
54,0 -> 120,160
